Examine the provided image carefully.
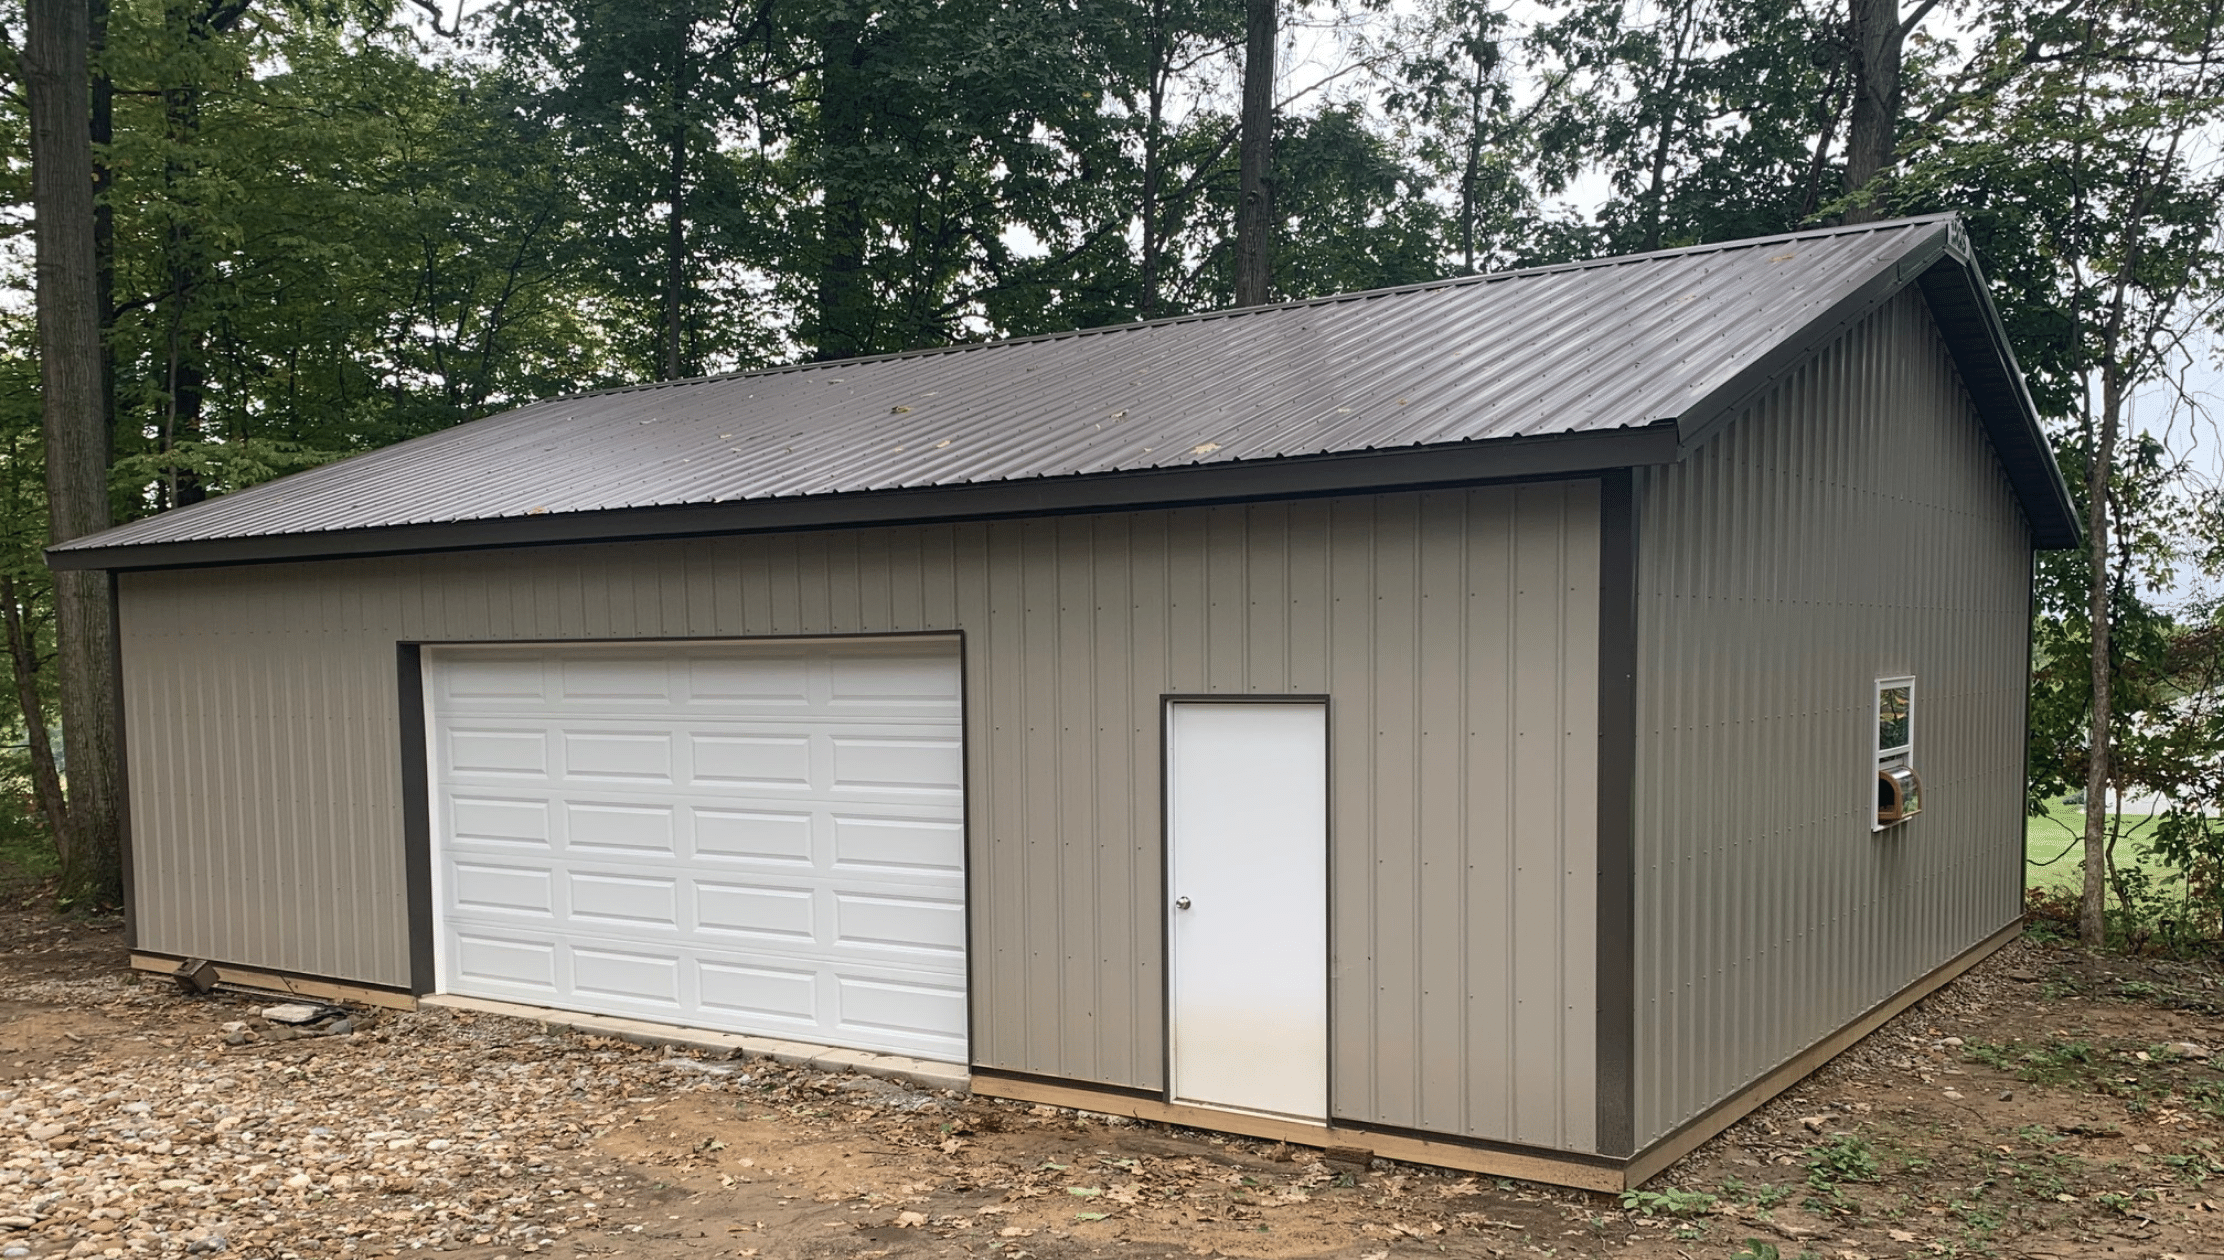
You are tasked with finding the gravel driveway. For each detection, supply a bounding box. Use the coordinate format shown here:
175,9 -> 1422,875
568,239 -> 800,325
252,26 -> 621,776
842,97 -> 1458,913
0,900 -> 2223,1260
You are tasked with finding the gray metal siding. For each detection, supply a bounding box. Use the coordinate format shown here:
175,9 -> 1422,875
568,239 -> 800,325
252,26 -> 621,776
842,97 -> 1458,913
119,482 -> 1604,1152
1630,287 -> 2033,1148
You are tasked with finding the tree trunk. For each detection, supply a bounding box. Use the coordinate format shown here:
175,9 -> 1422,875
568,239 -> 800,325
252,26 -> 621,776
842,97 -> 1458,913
90,0 -> 114,459
1138,0 -> 1165,318
25,0 -> 126,906
661,6 -> 692,380
810,11 -> 875,361
0,577 -> 69,849
2077,354 -> 2123,950
1232,0 -> 1275,307
1841,0 -> 1900,223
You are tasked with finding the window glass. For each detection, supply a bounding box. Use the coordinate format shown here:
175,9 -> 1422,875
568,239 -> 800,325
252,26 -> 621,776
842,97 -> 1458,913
1878,684 -> 1911,755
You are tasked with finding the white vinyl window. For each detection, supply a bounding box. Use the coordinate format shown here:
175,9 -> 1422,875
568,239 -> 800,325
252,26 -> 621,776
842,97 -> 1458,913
1874,677 -> 1921,828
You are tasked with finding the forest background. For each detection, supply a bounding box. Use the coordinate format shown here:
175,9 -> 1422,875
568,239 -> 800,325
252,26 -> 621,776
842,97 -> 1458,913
0,0 -> 2223,947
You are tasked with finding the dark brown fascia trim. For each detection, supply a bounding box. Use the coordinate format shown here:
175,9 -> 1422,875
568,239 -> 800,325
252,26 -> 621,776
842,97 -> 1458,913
397,644 -> 436,996
1335,1118 -> 1629,1173
1594,471 -> 1639,1156
49,426 -> 1680,573
1912,253 -> 2083,550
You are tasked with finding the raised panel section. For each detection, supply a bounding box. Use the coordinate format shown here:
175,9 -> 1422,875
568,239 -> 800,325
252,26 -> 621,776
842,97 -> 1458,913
562,731 -> 674,783
449,796 -> 550,846
832,815 -> 963,872
691,808 -> 813,863
448,729 -> 547,776
562,802 -> 675,854
835,893 -> 964,955
568,872 -> 678,926
691,736 -> 811,788
451,863 -> 553,915
695,882 -> 815,940
830,738 -> 962,793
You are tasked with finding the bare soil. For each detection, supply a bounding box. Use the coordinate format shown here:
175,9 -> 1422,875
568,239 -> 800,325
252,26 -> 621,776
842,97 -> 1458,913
0,885 -> 2221,1260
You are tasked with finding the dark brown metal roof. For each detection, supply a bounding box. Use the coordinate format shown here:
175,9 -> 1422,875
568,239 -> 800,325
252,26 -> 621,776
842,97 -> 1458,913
51,214 -> 2079,570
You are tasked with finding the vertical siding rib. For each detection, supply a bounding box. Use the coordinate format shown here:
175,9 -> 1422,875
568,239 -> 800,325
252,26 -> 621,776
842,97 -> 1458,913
1631,289 -> 2033,1147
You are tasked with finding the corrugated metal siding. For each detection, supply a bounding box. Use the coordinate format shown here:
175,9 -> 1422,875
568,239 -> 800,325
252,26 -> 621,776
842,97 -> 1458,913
119,482 -> 1604,1152
68,220 -> 1958,553
1630,287 -> 2032,1149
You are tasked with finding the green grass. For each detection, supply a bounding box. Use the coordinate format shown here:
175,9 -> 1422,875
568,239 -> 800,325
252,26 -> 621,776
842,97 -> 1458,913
2025,799 -> 2193,891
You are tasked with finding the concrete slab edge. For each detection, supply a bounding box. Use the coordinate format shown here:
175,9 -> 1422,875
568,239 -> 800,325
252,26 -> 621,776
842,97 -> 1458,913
415,994 -> 970,1093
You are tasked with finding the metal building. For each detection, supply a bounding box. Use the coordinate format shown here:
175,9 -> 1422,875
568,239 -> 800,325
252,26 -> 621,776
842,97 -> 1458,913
51,214 -> 2078,1189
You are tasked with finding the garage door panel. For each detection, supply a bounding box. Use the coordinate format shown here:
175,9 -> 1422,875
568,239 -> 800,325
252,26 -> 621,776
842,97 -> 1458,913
837,975 -> 967,1041
832,814 -> 964,872
561,730 -> 676,783
559,801 -> 678,855
698,960 -> 820,1024
686,655 -> 811,703
433,639 -> 966,1062
690,807 -> 815,863
559,657 -> 671,701
451,862 -> 554,915
566,871 -> 678,927
830,737 -> 964,793
695,881 -> 817,940
571,945 -> 680,1004
452,933 -> 559,992
690,735 -> 813,788
834,892 -> 965,956
447,728 -> 549,777
448,795 -> 552,847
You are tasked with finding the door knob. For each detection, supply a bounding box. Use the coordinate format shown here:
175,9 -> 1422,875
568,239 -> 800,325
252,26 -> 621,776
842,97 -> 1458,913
1174,895 -> 1192,910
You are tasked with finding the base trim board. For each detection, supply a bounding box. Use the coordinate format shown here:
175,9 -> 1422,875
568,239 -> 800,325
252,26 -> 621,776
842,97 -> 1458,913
969,1074 -> 1626,1193
1623,918 -> 2024,1186
128,953 -> 420,1011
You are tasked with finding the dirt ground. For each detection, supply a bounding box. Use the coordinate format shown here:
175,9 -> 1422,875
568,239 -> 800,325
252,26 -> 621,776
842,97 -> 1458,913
0,886 -> 2221,1260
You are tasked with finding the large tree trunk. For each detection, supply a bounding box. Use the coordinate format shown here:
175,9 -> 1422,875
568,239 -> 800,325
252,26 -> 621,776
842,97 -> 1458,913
660,6 -> 692,380
0,577 -> 69,849
25,0 -> 126,906
1232,0 -> 1275,307
809,10 -> 875,360
1841,0 -> 1900,223
1138,0 -> 1166,318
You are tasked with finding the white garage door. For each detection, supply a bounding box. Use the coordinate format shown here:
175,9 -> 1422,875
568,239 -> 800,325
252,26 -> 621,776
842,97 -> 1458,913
427,638 -> 966,1062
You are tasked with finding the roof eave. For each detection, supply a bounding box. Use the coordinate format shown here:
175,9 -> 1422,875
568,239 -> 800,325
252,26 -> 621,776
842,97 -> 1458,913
48,424 -> 1680,573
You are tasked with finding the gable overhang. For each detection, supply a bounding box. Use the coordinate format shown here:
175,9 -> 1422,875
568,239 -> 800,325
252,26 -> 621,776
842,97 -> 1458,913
1666,221 -> 2081,551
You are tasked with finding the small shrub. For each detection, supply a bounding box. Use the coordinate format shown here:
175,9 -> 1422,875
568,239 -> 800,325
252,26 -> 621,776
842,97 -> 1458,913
1805,1136 -> 1879,1190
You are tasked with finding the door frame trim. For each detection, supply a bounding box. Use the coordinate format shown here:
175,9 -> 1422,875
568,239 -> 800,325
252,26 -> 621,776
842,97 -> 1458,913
1159,694 -> 1334,1123
402,631 -> 972,1060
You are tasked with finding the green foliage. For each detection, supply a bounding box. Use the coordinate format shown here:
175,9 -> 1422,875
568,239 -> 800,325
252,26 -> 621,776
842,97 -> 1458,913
1731,1241 -> 1781,1260
1619,1187 -> 1720,1216
1804,1136 -> 1879,1191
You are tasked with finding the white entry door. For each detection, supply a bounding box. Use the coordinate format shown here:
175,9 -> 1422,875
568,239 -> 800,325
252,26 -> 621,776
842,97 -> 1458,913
428,638 -> 967,1062
1167,701 -> 1328,1121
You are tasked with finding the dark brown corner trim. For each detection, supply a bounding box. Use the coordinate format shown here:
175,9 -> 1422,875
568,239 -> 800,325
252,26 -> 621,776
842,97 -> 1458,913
397,644 -> 435,996
1595,471 -> 1639,1156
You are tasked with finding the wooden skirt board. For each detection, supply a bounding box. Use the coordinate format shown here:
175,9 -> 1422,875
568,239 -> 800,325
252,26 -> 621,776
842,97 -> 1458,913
128,953 -> 420,1011
975,919 -> 2024,1192
972,1072 -> 1624,1191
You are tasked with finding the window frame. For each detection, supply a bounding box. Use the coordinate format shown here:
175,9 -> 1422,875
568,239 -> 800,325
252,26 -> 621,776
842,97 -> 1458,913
1873,675 -> 1917,830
